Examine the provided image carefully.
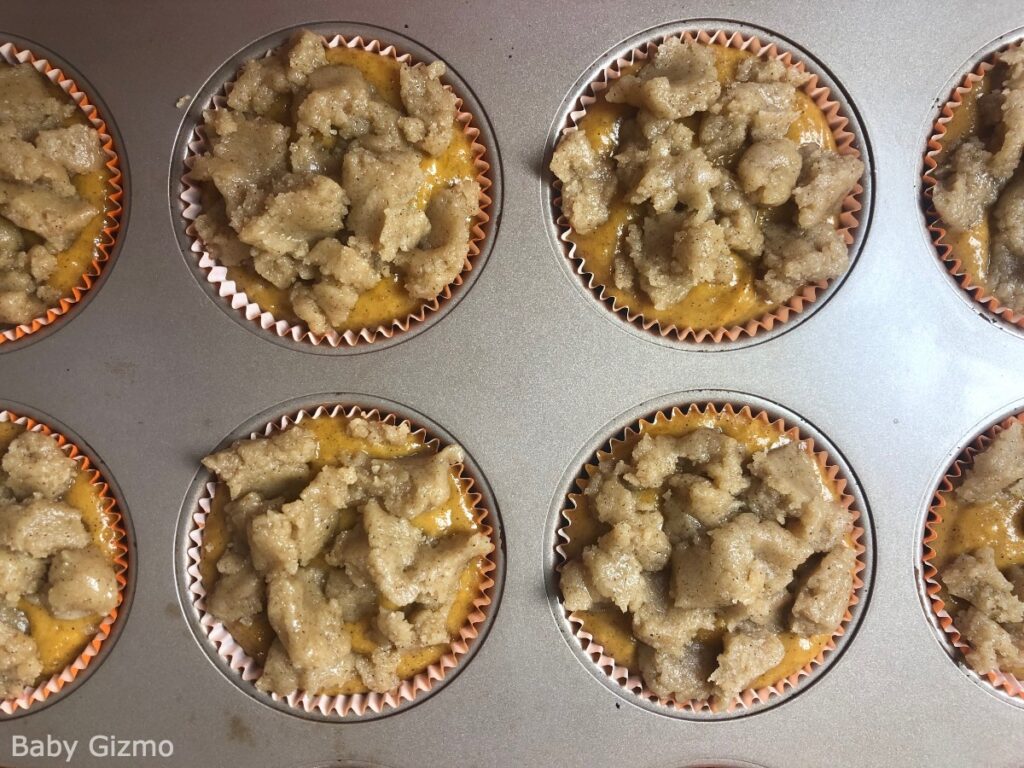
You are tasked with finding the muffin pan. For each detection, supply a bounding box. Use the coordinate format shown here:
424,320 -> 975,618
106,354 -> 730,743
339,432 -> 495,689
1,1 -> 1024,766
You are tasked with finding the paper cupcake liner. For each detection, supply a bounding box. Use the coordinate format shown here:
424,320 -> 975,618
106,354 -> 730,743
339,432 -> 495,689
0,42 -> 124,347
922,39 -> 1024,331
555,402 -> 866,714
0,409 -> 130,715
180,33 -> 493,348
921,411 -> 1024,701
552,28 -> 865,344
185,404 -> 497,717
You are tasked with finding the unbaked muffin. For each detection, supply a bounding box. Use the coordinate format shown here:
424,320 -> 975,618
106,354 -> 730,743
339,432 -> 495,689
931,46 -> 1024,314
189,29 -> 485,337
550,37 -> 864,336
559,406 -> 859,707
0,63 -> 109,327
0,425 -> 120,699
198,413 -> 494,696
930,421 -> 1024,679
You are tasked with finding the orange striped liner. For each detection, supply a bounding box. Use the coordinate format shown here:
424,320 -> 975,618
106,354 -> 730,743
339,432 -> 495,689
185,404 -> 497,717
555,401 -> 866,714
0,43 -> 124,347
553,28 -> 865,344
180,33 -> 493,348
921,411 -> 1024,702
921,40 -> 1024,333
0,409 -> 129,715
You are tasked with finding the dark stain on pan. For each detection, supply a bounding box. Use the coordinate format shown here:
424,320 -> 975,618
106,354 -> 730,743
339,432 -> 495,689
227,715 -> 254,744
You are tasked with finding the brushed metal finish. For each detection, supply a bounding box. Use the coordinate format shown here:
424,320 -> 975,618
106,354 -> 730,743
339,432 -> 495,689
0,1 -> 1023,766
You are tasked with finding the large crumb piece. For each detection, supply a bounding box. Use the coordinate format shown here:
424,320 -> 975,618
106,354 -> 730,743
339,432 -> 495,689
290,237 -> 381,333
0,65 -> 75,139
790,545 -> 856,635
957,606 -> 1024,675
957,422 -> 1024,504
792,144 -> 863,228
202,426 -> 318,500
265,568 -> 354,677
698,74 -> 801,161
341,146 -> 425,259
559,559 -> 597,612
737,138 -> 802,206
1,431 -> 77,501
0,547 -> 45,606
637,642 -> 715,701
606,38 -> 721,120
399,60 -> 457,156
0,181 -> 99,252
0,498 -> 90,558
987,48 -> 1024,180
207,562 -> 264,624
408,531 -> 490,608
238,175 -> 348,262
989,178 -> 1024,312
943,548 -> 1024,624
34,125 -> 105,175
632,580 -> 716,654
0,622 -> 42,698
374,445 -> 463,519
355,647 -> 401,693
671,512 -> 810,612
46,546 -> 119,619
397,179 -> 479,300
756,223 -> 849,304
934,138 -> 1001,232
550,130 -> 616,235
708,630 -> 784,702
0,127 -> 75,196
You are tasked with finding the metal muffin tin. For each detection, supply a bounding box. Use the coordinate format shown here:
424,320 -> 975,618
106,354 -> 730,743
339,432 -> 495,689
1,1 -> 1024,766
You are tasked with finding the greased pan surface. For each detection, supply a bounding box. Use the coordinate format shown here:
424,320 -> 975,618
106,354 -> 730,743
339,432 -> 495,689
1,0 -> 1024,766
